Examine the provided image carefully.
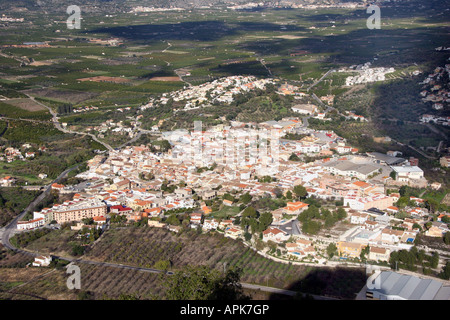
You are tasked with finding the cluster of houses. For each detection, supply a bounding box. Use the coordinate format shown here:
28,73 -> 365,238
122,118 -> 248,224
74,118 -> 138,139
87,38 -> 122,47
419,114 -> 450,127
418,62 -> 449,126
0,15 -> 24,22
340,62 -> 395,86
420,64 -> 450,110
72,106 -> 99,113
0,144 -> 40,163
129,6 -> 185,12
140,76 -> 277,112
14,118 -> 448,266
0,176 -> 16,187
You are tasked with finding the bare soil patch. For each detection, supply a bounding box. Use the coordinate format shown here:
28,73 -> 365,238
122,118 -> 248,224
23,88 -> 100,104
3,98 -> 46,111
149,76 -> 182,82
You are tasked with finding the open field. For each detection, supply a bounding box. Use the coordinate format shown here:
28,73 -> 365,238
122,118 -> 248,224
10,225 -> 367,299
23,88 -> 100,105
149,76 -> 182,82
2,98 -> 46,112
0,3 -> 446,110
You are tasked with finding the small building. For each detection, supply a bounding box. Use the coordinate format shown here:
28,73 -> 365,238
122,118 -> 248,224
439,156 -> 450,168
93,216 -> 106,225
225,227 -> 243,240
368,246 -> 390,262
17,218 -> 45,230
291,104 -> 318,115
1,176 -> 16,187
32,255 -> 52,267
203,218 -> 219,230
190,212 -> 203,224
337,241 -> 365,258
262,227 -> 289,243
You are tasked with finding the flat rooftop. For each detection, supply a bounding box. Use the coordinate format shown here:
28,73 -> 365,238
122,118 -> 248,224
371,271 -> 450,300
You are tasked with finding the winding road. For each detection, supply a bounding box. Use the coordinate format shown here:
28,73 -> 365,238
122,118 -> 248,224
23,94 -> 115,153
0,164 -> 83,252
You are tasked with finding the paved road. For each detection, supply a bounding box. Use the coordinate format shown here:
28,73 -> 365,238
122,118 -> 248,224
1,164 -> 82,251
307,69 -> 335,92
23,94 -> 115,153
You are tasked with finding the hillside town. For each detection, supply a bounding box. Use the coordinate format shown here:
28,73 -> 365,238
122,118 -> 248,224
0,144 -> 45,163
341,62 -> 396,86
16,118 -> 449,268
140,76 -> 277,112
419,61 -> 450,126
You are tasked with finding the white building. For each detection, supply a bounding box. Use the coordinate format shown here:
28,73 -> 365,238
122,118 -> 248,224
202,218 -> 219,231
292,104 -> 317,115
391,166 -> 424,182
17,218 -> 45,230
32,255 -> 52,267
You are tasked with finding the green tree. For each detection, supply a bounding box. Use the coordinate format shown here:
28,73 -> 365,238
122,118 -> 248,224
242,206 -> 257,219
298,205 -> 320,222
389,170 -> 397,180
301,220 -> 321,235
444,232 -> 450,245
71,244 -> 85,256
430,252 -> 439,269
360,245 -> 370,262
324,214 -> 337,228
289,153 -> 300,161
293,185 -> 307,199
440,261 -> 450,280
154,259 -> 171,271
166,214 -> 180,226
239,193 -> 252,205
441,216 -> 450,224
163,266 -> 250,300
336,208 -> 347,220
258,212 -> 273,232
326,243 -> 338,258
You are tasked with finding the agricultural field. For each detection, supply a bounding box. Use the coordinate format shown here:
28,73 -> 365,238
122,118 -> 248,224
0,2 -> 447,156
81,226 -> 366,299
6,224 -> 367,300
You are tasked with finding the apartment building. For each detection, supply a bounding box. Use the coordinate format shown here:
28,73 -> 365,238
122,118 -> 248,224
52,200 -> 107,224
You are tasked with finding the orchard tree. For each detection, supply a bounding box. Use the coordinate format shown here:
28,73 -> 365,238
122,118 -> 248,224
164,265 -> 250,300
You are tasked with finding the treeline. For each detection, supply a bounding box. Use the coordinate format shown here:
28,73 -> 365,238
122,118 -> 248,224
2,120 -> 61,145
10,228 -> 53,248
0,187 -> 41,227
389,246 -> 443,276
57,104 -> 73,115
